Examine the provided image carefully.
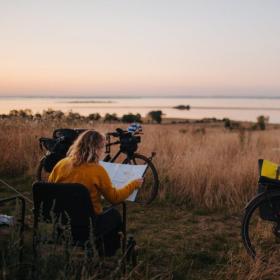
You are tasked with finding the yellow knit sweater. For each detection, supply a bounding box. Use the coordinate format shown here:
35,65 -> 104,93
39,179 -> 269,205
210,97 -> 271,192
48,157 -> 140,215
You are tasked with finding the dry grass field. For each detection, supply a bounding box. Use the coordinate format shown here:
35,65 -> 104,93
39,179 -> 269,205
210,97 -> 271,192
1,118 -> 280,279
1,118 -> 280,210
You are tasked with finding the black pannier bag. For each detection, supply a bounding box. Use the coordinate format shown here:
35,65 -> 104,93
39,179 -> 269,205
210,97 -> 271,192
43,152 -> 65,173
258,159 -> 280,221
120,134 -> 140,156
40,128 -> 86,173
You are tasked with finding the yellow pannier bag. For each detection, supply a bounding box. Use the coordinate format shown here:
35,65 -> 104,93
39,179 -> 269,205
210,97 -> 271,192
258,159 -> 280,221
259,159 -> 280,181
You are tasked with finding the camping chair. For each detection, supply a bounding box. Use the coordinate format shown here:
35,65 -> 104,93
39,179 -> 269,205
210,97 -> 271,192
0,195 -> 25,263
32,182 -> 134,271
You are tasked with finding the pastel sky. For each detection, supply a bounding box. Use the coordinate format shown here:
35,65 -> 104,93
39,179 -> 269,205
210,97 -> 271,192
0,0 -> 279,97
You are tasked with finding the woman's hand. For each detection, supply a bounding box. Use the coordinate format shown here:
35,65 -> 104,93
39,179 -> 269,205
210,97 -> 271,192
134,178 -> 144,188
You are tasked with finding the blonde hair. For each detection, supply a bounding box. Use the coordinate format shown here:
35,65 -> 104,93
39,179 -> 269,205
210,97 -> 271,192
67,130 -> 105,166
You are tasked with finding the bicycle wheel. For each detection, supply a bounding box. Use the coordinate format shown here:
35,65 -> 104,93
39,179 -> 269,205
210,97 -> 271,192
242,190 -> 280,259
36,157 -> 50,181
122,153 -> 159,205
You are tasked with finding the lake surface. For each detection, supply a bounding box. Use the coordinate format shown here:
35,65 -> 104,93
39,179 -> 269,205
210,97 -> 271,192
1,96 -> 280,123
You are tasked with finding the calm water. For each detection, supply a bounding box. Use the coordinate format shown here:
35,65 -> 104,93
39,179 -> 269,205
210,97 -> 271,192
1,96 -> 280,123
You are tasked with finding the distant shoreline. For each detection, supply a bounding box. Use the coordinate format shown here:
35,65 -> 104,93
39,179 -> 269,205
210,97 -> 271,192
65,105 -> 280,111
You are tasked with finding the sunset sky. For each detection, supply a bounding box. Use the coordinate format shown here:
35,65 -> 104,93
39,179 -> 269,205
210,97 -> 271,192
0,0 -> 279,97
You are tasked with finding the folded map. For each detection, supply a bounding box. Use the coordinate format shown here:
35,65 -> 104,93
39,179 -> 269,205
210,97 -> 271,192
99,161 -> 148,201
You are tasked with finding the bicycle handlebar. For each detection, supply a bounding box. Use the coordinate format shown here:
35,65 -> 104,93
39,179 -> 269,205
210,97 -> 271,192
106,128 -> 143,138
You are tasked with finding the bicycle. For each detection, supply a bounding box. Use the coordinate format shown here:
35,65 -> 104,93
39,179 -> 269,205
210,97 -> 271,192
36,126 -> 159,205
103,127 -> 159,204
241,159 -> 280,259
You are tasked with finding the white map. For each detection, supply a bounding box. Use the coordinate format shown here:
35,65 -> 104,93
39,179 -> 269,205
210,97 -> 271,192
99,161 -> 148,201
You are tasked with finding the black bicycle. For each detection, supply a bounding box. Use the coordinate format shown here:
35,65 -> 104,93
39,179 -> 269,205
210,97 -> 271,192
103,127 -> 158,204
36,127 -> 159,205
241,159 -> 280,259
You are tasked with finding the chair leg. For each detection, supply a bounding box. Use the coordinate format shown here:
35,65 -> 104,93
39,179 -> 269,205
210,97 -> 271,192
131,244 -> 138,267
122,202 -> 127,275
32,215 -> 39,280
126,235 -> 138,267
18,197 -> 26,265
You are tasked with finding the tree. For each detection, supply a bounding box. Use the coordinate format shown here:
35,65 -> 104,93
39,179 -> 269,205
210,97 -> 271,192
34,113 -> 42,120
42,109 -> 65,120
223,118 -> 232,129
67,111 -> 81,121
9,109 -> 32,119
9,110 -> 19,117
121,113 -> 142,123
88,113 -> 101,121
104,113 -> 119,122
147,110 -> 163,124
257,115 -> 269,130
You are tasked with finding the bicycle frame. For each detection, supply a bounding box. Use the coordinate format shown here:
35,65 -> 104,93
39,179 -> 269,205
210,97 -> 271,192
104,134 -> 135,162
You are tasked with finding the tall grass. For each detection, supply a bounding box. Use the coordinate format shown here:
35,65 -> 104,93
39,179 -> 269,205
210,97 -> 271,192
218,249 -> 280,280
1,118 -> 280,211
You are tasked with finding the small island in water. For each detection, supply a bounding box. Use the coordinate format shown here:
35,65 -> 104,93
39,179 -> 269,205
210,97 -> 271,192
173,105 -> 191,110
66,100 -> 115,104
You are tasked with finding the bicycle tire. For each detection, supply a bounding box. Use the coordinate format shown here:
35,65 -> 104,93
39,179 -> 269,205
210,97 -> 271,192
241,190 -> 280,259
122,153 -> 159,205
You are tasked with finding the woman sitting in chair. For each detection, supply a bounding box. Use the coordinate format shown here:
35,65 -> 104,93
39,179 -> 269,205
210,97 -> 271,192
48,129 -> 143,256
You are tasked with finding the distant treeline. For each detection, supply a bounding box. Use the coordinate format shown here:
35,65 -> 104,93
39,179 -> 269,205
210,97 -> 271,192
0,109 -> 270,130
0,109 -> 164,124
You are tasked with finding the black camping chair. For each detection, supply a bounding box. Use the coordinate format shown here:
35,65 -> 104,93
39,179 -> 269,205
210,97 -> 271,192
32,182 -> 95,247
32,182 -> 133,271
